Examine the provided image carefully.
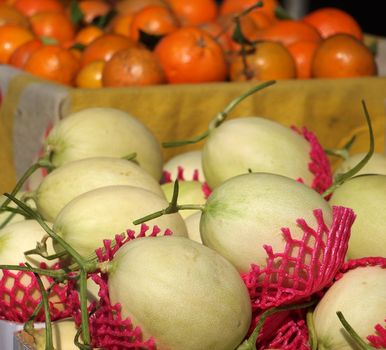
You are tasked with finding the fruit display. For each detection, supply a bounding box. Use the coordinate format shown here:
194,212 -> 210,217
0,1 -> 385,349
0,0 -> 380,87
0,79 -> 385,349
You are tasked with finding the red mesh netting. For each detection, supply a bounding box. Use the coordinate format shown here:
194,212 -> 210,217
162,166 -> 200,183
258,310 -> 310,350
0,263 -> 71,323
70,224 -> 171,349
162,166 -> 212,199
334,257 -> 386,348
368,323 -> 386,349
292,126 -> 333,195
163,126 -> 332,199
242,206 -> 355,312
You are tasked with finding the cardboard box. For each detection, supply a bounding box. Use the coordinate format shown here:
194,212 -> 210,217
0,65 -> 385,193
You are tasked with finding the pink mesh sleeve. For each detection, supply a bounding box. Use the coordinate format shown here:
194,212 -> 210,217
0,263 -> 71,323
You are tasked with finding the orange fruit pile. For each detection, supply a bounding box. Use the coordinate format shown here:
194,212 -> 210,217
0,0 -> 378,87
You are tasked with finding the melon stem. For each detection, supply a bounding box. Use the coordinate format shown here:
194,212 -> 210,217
0,156 -> 54,213
336,311 -> 377,350
162,80 -> 276,148
307,309 -> 318,350
28,264 -> 54,350
324,135 -> 356,160
2,194 -> 94,348
323,100 -> 374,197
133,180 -> 205,225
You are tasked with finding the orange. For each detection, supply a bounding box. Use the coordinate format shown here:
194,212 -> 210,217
197,21 -> 233,52
74,25 -> 104,46
29,11 -> 76,45
24,45 -> 80,85
217,12 -> 272,52
165,0 -> 218,26
0,24 -> 34,64
0,4 -> 29,27
77,0 -> 111,24
154,26 -> 228,83
109,13 -> 134,37
80,33 -> 138,66
115,0 -> 166,15
130,5 -> 180,41
102,47 -> 166,86
303,7 -> 363,41
229,41 -> 296,81
254,19 -> 322,47
287,40 -> 319,79
12,0 -> 64,16
219,0 -> 278,20
311,34 -> 377,78
75,59 -> 105,88
8,38 -> 42,68
249,10 -> 273,30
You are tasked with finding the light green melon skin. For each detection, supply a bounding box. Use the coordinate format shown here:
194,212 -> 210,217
329,174 -> 386,259
201,173 -> 332,273
185,211 -> 202,244
45,107 -> 163,180
0,220 -> 56,268
335,152 -> 386,177
35,319 -> 79,350
313,266 -> 386,350
161,181 -> 206,219
163,150 -> 205,182
202,117 -> 313,189
108,236 -> 252,350
53,185 -> 187,259
35,157 -> 165,222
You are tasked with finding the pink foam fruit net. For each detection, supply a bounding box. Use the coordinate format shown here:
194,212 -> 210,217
0,262 -> 72,323
292,126 -> 333,195
242,205 -> 356,349
334,256 -> 386,349
69,224 -> 172,349
162,166 -> 212,199
66,205 -> 355,350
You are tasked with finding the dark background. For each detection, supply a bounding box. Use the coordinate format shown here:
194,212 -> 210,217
286,0 -> 385,36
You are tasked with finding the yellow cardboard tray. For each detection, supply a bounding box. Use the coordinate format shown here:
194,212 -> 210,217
0,66 -> 385,193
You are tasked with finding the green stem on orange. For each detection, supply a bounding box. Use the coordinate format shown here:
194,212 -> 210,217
336,312 -> 376,350
69,0 -> 84,25
162,80 -> 276,148
274,5 -> 293,20
322,100 -> 374,197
